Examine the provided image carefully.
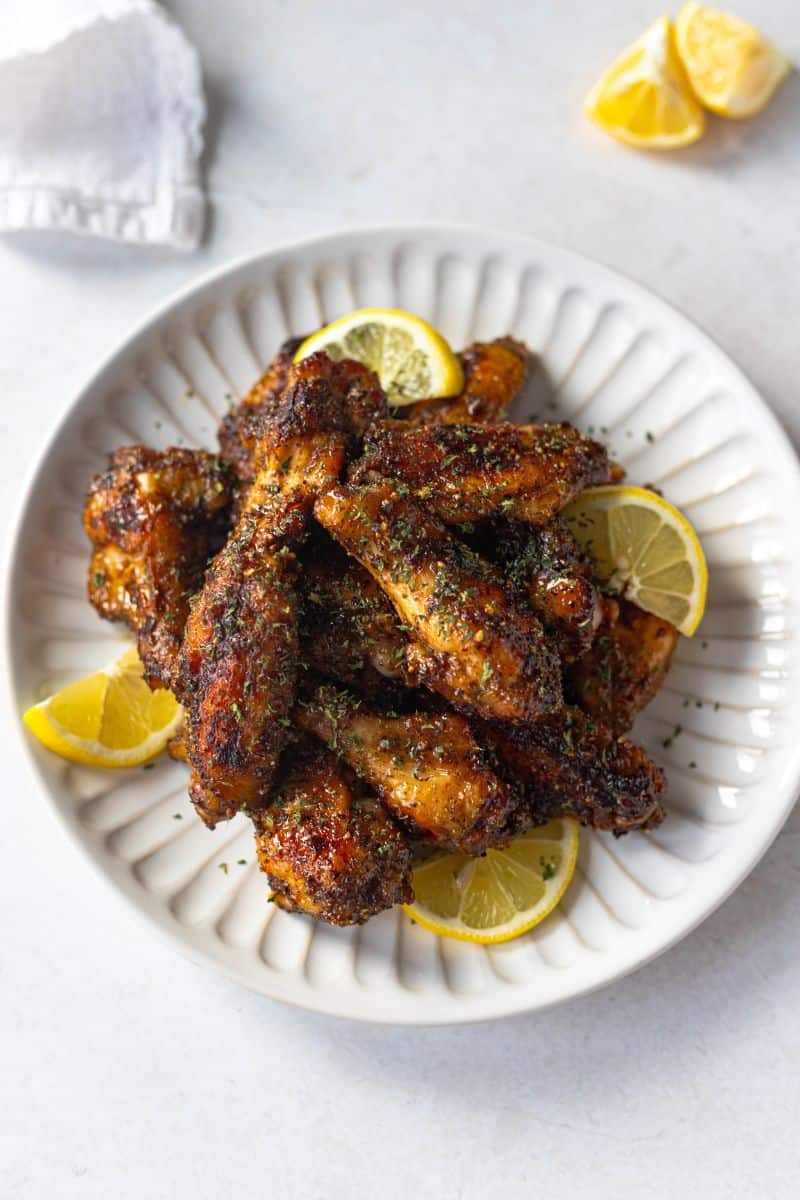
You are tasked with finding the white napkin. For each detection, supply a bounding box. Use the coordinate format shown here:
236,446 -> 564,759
0,0 -> 205,249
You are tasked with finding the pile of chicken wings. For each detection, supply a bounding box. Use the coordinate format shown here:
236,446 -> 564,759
83,335 -> 678,926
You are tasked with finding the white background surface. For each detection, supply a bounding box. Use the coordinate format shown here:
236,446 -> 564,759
1,2 -> 799,1197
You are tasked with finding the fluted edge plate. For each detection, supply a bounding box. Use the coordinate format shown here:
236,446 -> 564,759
7,224 -> 800,1024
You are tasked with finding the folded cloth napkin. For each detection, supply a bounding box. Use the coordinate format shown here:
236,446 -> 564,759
0,0 -> 205,249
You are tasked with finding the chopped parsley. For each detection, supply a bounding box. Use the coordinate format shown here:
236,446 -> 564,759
662,723 -> 683,749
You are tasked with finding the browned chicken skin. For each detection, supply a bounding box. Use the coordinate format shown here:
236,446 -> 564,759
217,335 -> 304,486
315,478 -> 562,725
473,517 -> 602,662
84,446 -> 233,692
252,352 -> 387,462
567,598 -> 680,736
299,535 -> 412,701
254,736 -> 413,925
180,524 -> 299,827
488,708 -> 666,834
181,355 -> 388,827
241,351 -> 388,521
296,682 -> 520,853
404,337 -> 529,426
357,420 -> 620,526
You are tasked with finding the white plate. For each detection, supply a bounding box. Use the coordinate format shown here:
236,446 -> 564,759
7,225 -> 800,1024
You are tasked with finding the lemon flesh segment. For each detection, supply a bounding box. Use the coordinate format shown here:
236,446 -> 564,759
294,308 -> 463,407
676,3 -> 791,117
403,819 -> 579,944
23,647 -> 183,768
562,484 -> 708,637
584,16 -> 706,148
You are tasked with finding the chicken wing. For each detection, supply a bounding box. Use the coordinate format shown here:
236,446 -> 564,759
488,708 -> 666,834
180,525 -> 299,827
473,517 -> 602,662
300,535 -> 412,701
315,478 -> 562,724
84,446 -> 233,692
404,337 -> 529,426
567,598 -> 679,735
217,335 -> 304,486
296,682 -> 520,853
254,736 -> 413,925
356,420 -> 620,526
181,354 -> 389,826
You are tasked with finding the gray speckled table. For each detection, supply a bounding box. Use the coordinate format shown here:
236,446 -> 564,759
1,3 -> 798,1196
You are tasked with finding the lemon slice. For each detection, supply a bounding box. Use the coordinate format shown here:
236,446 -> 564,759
584,16 -> 706,148
294,308 -> 463,407
563,484 -> 708,636
403,819 -> 579,944
23,647 -> 182,768
676,3 -> 791,118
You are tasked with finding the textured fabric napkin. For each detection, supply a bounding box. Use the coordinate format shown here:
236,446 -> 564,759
0,0 -> 205,249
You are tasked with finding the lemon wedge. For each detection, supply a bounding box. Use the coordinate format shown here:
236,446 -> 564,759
403,819 -> 579,944
676,3 -> 791,117
563,484 -> 708,636
294,308 -> 463,407
584,16 -> 706,148
23,647 -> 182,768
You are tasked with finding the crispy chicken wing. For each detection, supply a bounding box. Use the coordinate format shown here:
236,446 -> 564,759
241,351 -> 386,513
252,351 -> 386,461
404,337 -> 529,426
84,446 -> 233,692
180,524 -> 299,827
488,708 -> 666,834
315,478 -> 562,724
473,517 -> 602,662
217,335 -> 304,485
296,682 -> 520,853
567,598 -> 679,735
356,420 -> 620,526
254,736 -> 413,925
181,354 -> 388,826
300,536 -> 412,701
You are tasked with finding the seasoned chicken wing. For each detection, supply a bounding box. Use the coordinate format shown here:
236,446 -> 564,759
254,737 -> 413,925
356,420 -> 620,526
296,682 -> 520,853
300,536 -> 412,701
180,524 -> 299,827
473,517 -> 602,662
404,337 -> 529,426
241,351 -> 386,512
181,354 -> 388,826
84,446 -> 233,692
567,598 -> 679,735
315,478 -> 562,724
218,335 -> 304,486
253,351 -> 386,459
488,708 -> 666,834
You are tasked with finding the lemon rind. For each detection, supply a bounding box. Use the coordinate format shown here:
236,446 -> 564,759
583,16 -> 706,149
23,648 -> 183,769
402,821 -> 579,945
294,307 -> 463,403
675,3 -> 791,119
23,702 -> 182,769
565,484 -> 708,637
